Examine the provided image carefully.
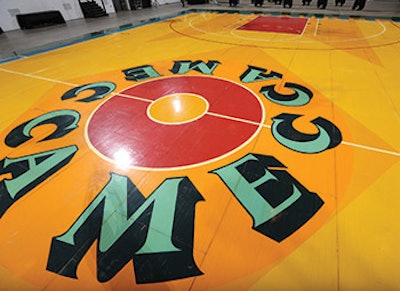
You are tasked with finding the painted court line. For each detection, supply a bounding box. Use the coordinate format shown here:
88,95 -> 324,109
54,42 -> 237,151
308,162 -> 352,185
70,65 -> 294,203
117,93 -> 154,103
318,19 -> 387,44
206,111 -> 265,127
314,19 -> 320,36
224,17 -> 251,30
0,67 -> 78,87
230,23 -> 306,43
188,14 -> 238,39
204,112 -> 400,158
300,18 -> 310,37
1,68 -> 398,158
341,141 -> 400,157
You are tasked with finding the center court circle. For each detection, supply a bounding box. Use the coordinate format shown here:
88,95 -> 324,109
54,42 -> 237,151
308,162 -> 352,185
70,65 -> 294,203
86,75 -> 264,169
147,93 -> 209,125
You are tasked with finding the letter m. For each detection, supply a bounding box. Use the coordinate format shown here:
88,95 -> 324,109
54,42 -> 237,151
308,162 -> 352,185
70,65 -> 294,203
47,173 -> 204,283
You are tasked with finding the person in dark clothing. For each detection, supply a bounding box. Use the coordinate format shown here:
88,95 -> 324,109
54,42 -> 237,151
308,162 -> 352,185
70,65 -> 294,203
335,0 -> 345,5
302,0 -> 312,5
254,0 -> 264,6
317,0 -> 327,9
229,0 -> 238,6
352,0 -> 366,10
283,0 -> 293,8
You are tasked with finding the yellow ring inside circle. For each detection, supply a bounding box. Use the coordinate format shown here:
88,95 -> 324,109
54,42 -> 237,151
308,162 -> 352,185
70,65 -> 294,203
147,93 -> 209,124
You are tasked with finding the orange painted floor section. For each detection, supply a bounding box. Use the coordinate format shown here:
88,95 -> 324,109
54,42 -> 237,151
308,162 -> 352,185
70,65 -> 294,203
0,10 -> 400,290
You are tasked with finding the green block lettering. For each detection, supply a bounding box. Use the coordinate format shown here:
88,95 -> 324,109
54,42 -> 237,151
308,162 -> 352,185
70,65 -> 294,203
0,145 -> 78,217
170,60 -> 220,75
122,65 -> 161,81
47,173 -> 203,283
211,153 -> 324,242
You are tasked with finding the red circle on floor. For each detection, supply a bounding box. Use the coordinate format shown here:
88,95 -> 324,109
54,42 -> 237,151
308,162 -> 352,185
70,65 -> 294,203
86,76 -> 264,169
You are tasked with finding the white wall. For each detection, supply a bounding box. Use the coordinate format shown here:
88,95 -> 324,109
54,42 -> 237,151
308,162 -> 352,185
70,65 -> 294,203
0,0 -> 115,32
157,0 -> 179,4
93,0 -> 115,14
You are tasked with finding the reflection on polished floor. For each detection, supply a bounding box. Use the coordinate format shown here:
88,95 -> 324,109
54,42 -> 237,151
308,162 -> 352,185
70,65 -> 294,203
0,1 -> 399,290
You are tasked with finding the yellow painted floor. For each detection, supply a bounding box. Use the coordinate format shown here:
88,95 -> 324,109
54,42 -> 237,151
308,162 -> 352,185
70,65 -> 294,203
0,10 -> 400,291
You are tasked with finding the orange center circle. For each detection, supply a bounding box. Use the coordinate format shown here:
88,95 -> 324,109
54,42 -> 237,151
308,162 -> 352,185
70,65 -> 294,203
147,93 -> 209,124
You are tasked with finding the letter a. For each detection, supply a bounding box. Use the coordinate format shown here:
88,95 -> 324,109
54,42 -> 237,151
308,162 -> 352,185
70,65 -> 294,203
0,145 -> 78,218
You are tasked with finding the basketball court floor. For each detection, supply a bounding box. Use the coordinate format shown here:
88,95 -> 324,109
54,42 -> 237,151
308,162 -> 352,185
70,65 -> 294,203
0,2 -> 399,290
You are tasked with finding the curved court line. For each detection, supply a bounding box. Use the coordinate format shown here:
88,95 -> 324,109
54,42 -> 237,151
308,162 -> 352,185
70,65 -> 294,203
2,67 -> 399,159
191,109 -> 400,158
171,15 -> 400,50
171,19 -> 400,50
223,16 -> 251,30
115,93 -> 269,129
310,19 -> 387,44
114,75 -> 268,130
110,93 -> 267,128
189,12 -> 251,31
87,92 -> 400,159
214,15 -> 385,44
391,21 -> 400,30
146,93 -> 210,125
84,74 -> 267,171
187,13 -> 308,43
187,14 -> 254,39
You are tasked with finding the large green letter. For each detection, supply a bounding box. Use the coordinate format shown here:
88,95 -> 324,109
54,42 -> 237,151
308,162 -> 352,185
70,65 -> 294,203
5,110 -> 80,147
47,173 -> 204,283
271,113 -> 342,153
260,82 -> 313,106
61,82 -> 116,102
170,60 -> 220,75
0,145 -> 78,217
122,65 -> 161,81
240,65 -> 282,83
211,153 -> 323,242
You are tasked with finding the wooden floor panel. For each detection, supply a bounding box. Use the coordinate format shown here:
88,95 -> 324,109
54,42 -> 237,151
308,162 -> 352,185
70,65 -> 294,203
0,11 -> 399,290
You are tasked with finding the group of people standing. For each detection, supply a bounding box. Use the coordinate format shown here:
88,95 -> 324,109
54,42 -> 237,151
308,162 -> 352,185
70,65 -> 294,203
184,0 -> 367,10
306,0 -> 366,10
249,0 -> 367,10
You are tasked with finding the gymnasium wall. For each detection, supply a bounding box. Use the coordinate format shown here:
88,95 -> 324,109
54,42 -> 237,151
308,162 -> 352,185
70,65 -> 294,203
0,0 -> 115,32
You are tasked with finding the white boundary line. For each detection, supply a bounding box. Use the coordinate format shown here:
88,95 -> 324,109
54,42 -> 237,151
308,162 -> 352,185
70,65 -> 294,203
183,13 -> 388,45
0,67 -> 77,87
341,141 -> 400,157
84,75 -> 267,171
314,19 -> 320,37
206,111 -> 267,127
313,19 -> 387,44
1,67 -> 399,158
300,17 -> 310,37
116,92 -> 154,103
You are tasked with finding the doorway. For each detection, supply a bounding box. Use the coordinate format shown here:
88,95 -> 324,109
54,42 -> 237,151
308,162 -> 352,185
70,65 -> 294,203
112,0 -> 129,11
